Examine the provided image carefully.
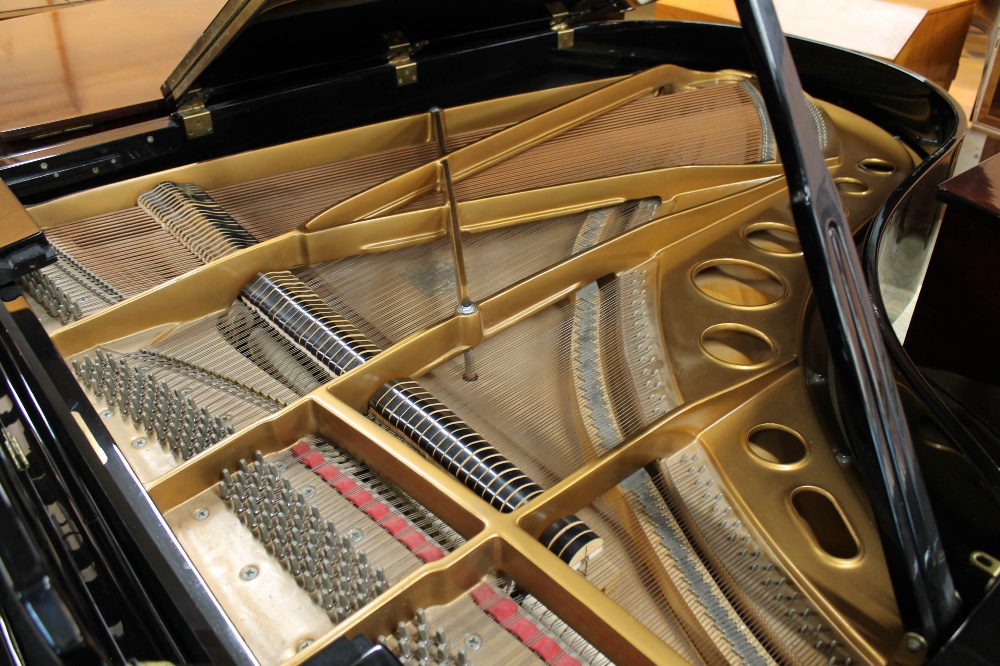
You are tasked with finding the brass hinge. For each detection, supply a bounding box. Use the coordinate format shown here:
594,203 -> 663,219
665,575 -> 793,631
971,550 -> 1000,591
177,90 -> 214,139
547,2 -> 574,49
2,425 -> 28,471
384,31 -> 419,86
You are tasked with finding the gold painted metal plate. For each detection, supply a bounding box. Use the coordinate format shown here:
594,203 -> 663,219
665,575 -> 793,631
14,64 -> 927,666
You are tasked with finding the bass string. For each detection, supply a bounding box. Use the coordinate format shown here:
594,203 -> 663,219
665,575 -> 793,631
45,208 -> 202,297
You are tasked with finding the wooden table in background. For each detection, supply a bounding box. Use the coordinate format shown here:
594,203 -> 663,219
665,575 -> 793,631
655,0 -> 976,90
0,0 -> 226,142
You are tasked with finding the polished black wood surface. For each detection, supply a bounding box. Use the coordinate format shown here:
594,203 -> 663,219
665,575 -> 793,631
907,153 -> 1000,390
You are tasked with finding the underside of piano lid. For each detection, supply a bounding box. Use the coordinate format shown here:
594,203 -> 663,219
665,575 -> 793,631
11,49 -> 965,664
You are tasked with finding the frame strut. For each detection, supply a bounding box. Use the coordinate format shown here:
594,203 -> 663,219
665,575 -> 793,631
432,106 -> 479,381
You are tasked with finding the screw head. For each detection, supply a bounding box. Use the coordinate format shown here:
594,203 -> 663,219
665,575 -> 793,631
347,529 -> 365,543
835,450 -> 852,465
146,135 -> 155,143
194,508 -> 210,521
131,437 -> 147,448
240,565 -> 259,581
297,640 -> 314,652
302,486 -> 316,499
464,634 -> 483,651
40,162 -> 48,170
276,463 -> 287,472
100,409 -> 114,419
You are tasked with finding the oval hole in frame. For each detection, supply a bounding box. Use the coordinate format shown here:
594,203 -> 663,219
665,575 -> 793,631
791,487 -> 861,560
699,324 -> 776,368
692,260 -> 786,307
745,424 -> 808,466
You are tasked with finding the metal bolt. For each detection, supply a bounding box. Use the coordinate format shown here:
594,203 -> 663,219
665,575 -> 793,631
100,409 -> 114,419
297,639 -> 314,652
194,508 -> 210,521
464,634 -> 482,651
131,437 -> 147,448
240,565 -> 259,581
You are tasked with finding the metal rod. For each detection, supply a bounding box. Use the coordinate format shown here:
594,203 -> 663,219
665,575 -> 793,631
441,158 -> 478,381
430,106 -> 448,156
442,159 -> 471,306
733,0 -> 959,646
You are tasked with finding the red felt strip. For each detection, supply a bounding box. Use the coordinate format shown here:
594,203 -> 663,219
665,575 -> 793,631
397,530 -> 427,551
531,636 -> 566,663
347,489 -> 374,507
470,583 -> 496,605
293,445 -> 454,576
301,452 -> 326,469
486,598 -> 519,624
469,583 -> 578,666
507,617 -> 539,642
415,544 -> 445,562
364,504 -> 391,521
382,516 -> 409,536
316,465 -> 341,482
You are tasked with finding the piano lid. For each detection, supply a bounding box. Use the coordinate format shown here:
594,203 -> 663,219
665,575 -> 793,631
162,0 -> 645,104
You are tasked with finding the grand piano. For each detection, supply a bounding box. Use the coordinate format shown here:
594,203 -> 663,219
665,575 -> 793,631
0,1 -> 998,664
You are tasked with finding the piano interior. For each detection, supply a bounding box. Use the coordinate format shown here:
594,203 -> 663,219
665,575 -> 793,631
17,63 -> 920,665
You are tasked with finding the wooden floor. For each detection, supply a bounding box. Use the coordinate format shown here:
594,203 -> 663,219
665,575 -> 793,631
0,0 -> 91,20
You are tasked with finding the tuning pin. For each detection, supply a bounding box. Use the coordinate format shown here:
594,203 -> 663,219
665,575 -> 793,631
397,621 -> 411,645
455,648 -> 469,666
301,564 -> 317,592
434,628 -> 448,660
321,559 -> 337,581
417,645 -> 430,665
375,567 -> 389,594
259,513 -> 274,543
